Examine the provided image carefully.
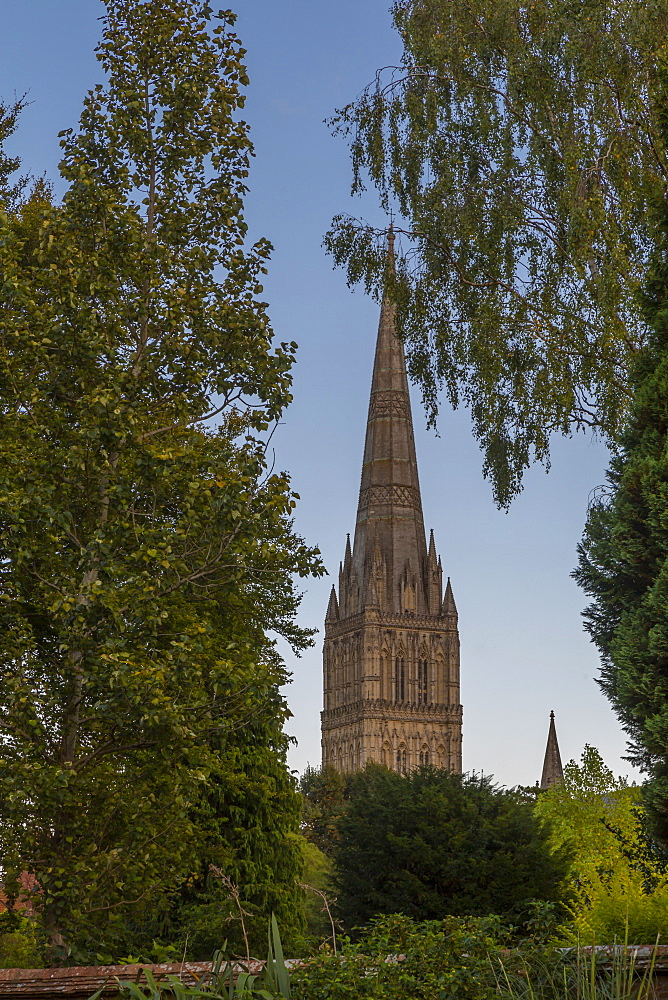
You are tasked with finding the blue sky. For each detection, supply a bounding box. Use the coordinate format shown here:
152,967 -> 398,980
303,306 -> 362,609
0,1 -> 637,787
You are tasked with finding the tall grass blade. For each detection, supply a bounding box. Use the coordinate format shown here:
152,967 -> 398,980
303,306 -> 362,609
265,914 -> 290,999
636,935 -> 660,1000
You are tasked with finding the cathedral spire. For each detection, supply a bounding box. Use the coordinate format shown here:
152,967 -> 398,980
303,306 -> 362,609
322,228 -> 463,775
350,232 -> 430,615
540,711 -> 564,790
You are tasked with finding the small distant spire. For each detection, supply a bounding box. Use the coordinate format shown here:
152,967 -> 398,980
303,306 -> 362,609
540,711 -> 564,790
326,585 -> 339,622
442,577 -> 457,616
344,533 -> 352,568
427,529 -> 442,615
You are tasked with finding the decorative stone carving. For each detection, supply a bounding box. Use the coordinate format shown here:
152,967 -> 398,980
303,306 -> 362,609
369,389 -> 412,420
358,484 -> 423,510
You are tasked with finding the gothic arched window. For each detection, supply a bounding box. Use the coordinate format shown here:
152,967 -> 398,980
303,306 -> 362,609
418,660 -> 429,704
394,656 -> 405,702
419,745 -> 430,766
396,744 -> 408,775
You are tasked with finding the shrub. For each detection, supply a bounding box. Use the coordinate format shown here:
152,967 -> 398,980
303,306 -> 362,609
0,915 -> 43,969
291,913 -> 504,1000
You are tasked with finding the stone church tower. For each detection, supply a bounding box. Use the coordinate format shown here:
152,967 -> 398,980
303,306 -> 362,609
321,248 -> 463,774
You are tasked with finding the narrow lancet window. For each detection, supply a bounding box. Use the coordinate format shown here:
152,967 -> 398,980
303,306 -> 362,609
394,657 -> 405,701
418,660 -> 429,704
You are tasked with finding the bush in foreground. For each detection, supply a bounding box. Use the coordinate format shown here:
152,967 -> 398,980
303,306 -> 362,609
292,914 -> 504,1000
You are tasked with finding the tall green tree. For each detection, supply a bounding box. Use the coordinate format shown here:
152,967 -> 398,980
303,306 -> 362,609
0,0 -> 322,959
575,125 -> 668,845
326,0 -> 668,504
332,764 -> 570,931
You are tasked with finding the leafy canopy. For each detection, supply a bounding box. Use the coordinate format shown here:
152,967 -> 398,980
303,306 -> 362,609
326,0 -> 668,504
0,0 -> 322,958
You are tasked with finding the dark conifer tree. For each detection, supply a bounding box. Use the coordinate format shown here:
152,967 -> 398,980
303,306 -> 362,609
332,765 -> 570,930
576,89 -> 668,841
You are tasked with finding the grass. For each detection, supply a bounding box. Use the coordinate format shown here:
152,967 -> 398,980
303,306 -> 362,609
491,939 -> 661,1000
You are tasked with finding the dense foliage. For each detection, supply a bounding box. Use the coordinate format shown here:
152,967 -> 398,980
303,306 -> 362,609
87,912 -> 663,1000
0,914 -> 43,970
291,913 -> 507,1000
332,764 -> 570,930
326,0 -> 668,504
295,836 -> 335,948
536,747 -> 668,942
575,129 -> 668,844
299,764 -> 348,858
0,0 -> 323,960
291,913 -> 640,1000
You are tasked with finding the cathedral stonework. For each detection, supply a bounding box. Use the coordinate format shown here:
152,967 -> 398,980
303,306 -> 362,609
321,246 -> 463,774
